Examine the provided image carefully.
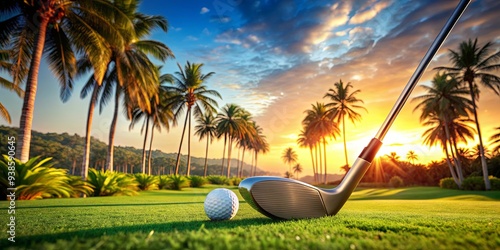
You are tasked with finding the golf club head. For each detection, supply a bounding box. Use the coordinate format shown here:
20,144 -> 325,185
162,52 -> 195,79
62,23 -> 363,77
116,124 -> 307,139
239,157 -> 372,219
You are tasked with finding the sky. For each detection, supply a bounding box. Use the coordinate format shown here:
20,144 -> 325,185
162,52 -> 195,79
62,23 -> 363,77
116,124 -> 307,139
1,0 -> 500,177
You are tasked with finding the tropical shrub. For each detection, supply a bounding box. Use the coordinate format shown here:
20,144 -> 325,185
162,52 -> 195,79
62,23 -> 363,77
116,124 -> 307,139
134,173 -> 159,191
461,176 -> 485,191
188,176 -> 206,188
87,169 -> 138,196
0,156 -> 73,200
157,175 -> 170,190
490,176 -> 500,190
230,177 -> 242,186
166,175 -> 189,190
67,175 -> 94,197
207,175 -> 230,185
389,176 -> 404,188
439,177 -> 459,189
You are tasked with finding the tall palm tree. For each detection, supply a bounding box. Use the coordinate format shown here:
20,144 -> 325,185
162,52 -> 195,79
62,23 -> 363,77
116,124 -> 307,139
297,129 -> 317,182
130,76 -> 173,174
164,61 -> 221,176
216,104 -> 248,177
248,123 -> 268,176
303,102 -> 340,184
194,113 -> 217,177
406,151 -> 418,164
0,50 -> 23,124
434,38 -> 500,190
324,79 -> 366,168
413,72 -> 474,186
293,163 -> 303,180
2,0 -> 127,163
281,147 -> 298,175
490,127 -> 500,155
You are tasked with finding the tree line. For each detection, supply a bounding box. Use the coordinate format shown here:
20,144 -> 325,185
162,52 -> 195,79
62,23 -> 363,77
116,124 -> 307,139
0,1 -> 269,180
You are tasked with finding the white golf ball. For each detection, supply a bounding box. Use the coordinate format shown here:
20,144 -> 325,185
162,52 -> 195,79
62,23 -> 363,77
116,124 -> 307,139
204,188 -> 239,220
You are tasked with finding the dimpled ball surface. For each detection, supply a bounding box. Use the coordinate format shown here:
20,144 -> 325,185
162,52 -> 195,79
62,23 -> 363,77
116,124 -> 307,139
204,188 -> 239,220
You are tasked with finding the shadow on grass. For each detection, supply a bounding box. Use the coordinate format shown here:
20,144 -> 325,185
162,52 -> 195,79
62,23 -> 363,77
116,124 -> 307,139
350,187 -> 500,201
9,217 -> 273,246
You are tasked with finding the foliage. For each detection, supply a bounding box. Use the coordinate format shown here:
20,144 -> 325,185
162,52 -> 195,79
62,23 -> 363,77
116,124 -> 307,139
86,169 -> 138,196
0,156 -> 74,200
188,175 -> 206,188
157,175 -> 170,190
166,175 -> 189,190
67,175 -> 94,198
206,175 -> 230,185
440,177 -> 459,189
229,177 -> 242,186
491,177 -> 500,190
389,176 -> 404,188
461,176 -> 500,191
134,174 -> 159,191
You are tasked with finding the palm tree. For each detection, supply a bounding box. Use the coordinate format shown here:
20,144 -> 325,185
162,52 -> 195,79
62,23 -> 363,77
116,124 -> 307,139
164,61 -> 221,176
490,127 -> 500,155
0,50 -> 23,124
2,0 -> 127,163
216,104 -> 248,177
194,113 -> 217,177
434,38 -> 500,190
130,77 -> 173,175
413,72 -> 475,186
102,2 -> 174,172
302,102 -> 340,184
281,147 -> 298,174
293,163 -> 303,180
297,129 -> 317,182
251,125 -> 269,176
406,151 -> 418,164
385,152 -> 400,163
324,79 -> 366,168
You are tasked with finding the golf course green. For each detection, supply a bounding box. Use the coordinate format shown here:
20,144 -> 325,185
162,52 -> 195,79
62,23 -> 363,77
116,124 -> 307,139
1,186 -> 499,249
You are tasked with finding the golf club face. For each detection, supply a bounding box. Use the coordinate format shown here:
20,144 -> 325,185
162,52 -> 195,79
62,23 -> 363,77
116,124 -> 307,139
239,157 -> 372,219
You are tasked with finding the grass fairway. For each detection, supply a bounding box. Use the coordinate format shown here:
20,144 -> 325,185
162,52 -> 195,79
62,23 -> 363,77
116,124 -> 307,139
1,186 -> 499,249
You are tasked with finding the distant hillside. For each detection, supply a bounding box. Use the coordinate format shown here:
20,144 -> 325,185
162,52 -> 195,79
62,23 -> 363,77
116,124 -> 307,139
0,125 -> 265,176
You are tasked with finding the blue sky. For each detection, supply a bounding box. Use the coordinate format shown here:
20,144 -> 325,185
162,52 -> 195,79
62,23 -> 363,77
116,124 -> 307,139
1,0 -> 500,175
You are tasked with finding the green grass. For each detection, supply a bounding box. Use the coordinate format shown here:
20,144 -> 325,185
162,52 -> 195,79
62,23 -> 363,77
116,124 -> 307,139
1,185 -> 499,249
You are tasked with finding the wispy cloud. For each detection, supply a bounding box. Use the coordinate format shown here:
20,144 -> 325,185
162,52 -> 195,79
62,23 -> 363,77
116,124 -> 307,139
200,7 -> 210,14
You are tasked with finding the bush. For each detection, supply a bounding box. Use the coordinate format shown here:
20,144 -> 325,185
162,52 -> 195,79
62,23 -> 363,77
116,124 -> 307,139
461,176 -> 485,191
188,176 -> 206,188
166,175 -> 189,190
157,175 -> 170,190
439,177 -> 459,189
134,173 -> 159,191
490,176 -> 500,190
389,176 -> 404,188
207,175 -> 230,185
67,175 -> 94,197
0,156 -> 74,200
230,177 -> 242,186
87,169 -> 139,196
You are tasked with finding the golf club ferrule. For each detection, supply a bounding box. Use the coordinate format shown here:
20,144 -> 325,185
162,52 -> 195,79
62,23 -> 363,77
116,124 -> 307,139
358,138 -> 383,163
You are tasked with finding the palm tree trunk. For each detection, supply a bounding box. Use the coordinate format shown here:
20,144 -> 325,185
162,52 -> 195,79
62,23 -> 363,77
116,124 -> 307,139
467,81 -> 491,190
309,146 -> 316,183
227,136 -> 233,178
323,137 -> 327,184
220,134 -> 227,175
451,135 -> 464,183
175,111 -> 189,175
342,115 -> 349,167
82,81 -> 99,180
443,119 -> 462,186
317,143 -> 322,183
141,117 -> 150,174
106,87 -> 120,172
148,119 -> 155,175
444,140 -> 460,187
203,134 -> 209,177
17,17 -> 50,163
240,147 -> 246,178
251,151 -> 255,176
186,109 -> 192,176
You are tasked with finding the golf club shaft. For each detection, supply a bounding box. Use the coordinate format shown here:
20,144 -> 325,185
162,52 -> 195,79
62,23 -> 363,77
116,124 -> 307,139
374,0 -> 471,142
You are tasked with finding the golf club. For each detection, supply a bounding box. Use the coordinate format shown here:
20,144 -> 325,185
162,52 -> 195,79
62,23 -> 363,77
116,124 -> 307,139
239,0 -> 471,220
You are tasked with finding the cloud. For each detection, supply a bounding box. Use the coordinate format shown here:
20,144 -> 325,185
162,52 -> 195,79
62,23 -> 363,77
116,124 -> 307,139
200,7 -> 210,14
349,0 -> 391,24
186,35 -> 198,41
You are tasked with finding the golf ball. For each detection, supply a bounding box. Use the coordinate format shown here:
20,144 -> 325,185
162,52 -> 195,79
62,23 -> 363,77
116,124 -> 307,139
204,188 -> 239,220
